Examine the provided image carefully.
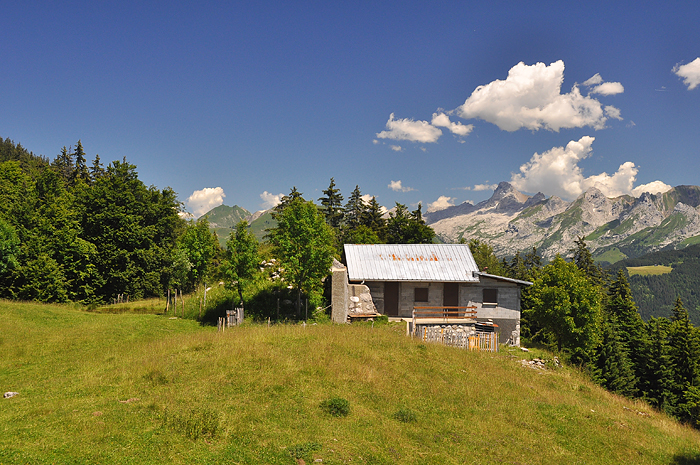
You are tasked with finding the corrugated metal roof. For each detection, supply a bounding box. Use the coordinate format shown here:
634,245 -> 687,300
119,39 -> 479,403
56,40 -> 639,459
475,271 -> 532,286
344,244 -> 480,282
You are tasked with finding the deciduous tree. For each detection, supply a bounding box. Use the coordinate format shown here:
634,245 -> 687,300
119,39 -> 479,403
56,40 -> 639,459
527,255 -> 602,363
222,221 -> 260,308
267,197 -> 336,314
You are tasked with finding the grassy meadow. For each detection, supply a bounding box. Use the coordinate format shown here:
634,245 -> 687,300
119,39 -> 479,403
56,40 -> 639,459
1,300 -> 700,464
627,265 -> 674,276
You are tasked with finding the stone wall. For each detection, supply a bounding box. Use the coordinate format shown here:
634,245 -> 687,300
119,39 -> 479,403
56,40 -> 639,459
348,284 -> 376,314
366,282 -> 384,314
459,276 -> 521,345
398,282 -> 443,318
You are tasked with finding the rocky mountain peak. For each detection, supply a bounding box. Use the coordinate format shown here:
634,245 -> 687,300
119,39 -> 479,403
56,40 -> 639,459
490,182 -> 529,203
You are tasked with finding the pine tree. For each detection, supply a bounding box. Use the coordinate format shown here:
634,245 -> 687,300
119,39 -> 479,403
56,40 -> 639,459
52,146 -> 74,183
669,298 -> 699,395
385,203 -> 435,244
593,316 -> 637,396
72,140 -> 89,184
89,154 -> 105,181
570,236 -> 604,286
468,238 -> 506,276
318,178 -> 344,230
607,269 -> 646,379
272,187 -> 303,218
362,196 -> 386,241
640,317 -> 675,413
344,185 -> 366,229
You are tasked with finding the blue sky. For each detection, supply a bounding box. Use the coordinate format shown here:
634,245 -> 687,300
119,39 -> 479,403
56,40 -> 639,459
2,1 -> 699,217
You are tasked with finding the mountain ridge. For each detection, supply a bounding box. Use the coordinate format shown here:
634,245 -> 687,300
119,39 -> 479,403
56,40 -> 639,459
426,182 -> 700,263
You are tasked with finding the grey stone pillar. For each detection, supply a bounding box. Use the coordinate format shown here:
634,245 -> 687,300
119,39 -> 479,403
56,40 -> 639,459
331,260 -> 349,323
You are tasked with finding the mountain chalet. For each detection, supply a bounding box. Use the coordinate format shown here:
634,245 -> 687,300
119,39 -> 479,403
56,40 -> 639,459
332,243 -> 531,347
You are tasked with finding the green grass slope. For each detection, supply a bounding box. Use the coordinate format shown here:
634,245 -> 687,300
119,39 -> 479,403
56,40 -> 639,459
248,209 -> 276,241
203,204 -> 251,229
1,301 -> 699,464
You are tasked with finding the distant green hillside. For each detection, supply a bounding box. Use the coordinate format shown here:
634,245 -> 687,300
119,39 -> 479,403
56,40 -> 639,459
201,205 -> 275,246
203,204 -> 251,228
248,210 -> 275,241
608,243 -> 700,324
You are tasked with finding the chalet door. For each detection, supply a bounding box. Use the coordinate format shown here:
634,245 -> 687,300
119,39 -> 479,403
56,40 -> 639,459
443,282 -> 459,308
384,282 -> 399,317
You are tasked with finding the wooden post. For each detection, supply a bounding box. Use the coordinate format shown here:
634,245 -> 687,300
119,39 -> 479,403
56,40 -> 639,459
166,289 -> 170,314
180,289 -> 185,318
203,283 -> 207,310
199,298 -> 202,319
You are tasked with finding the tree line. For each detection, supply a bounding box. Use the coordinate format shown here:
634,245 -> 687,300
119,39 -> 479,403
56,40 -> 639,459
0,141 -> 436,317
470,237 -> 700,427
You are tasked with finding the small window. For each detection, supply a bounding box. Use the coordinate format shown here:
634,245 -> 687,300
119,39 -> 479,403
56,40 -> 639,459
483,288 -> 498,305
415,288 -> 429,302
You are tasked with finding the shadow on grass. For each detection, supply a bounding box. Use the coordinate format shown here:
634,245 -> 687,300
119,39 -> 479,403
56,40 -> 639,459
670,452 -> 700,464
199,285 -> 301,326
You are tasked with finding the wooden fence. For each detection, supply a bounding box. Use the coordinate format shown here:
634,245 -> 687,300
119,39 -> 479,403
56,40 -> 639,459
218,307 -> 244,332
418,325 -> 498,352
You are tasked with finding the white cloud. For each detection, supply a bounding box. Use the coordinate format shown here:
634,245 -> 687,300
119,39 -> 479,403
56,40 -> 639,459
631,181 -> 673,197
186,187 -> 225,218
473,183 -> 498,191
427,195 -> 456,212
388,180 -> 415,192
178,211 -> 194,220
260,191 -> 283,209
456,60 -> 615,131
583,74 -> 603,86
605,106 -> 622,120
510,136 -> 671,200
674,58 -> 700,90
376,113 -> 442,143
431,112 -> 474,137
589,81 -> 624,96
390,145 -> 404,152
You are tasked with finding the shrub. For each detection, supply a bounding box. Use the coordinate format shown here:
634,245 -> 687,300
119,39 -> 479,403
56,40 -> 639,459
393,408 -> 417,423
162,408 -> 220,440
288,441 -> 322,461
319,396 -> 351,417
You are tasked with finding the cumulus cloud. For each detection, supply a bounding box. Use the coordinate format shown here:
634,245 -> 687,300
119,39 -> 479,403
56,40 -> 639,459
473,183 -> 498,191
510,136 -> 670,200
260,191 -> 283,209
674,58 -> 700,90
388,180 -> 415,192
427,195 -> 456,212
456,60 -> 618,131
186,187 -> 225,218
589,81 -> 624,96
376,113 -> 442,143
431,112 -> 474,137
390,145 -> 403,152
631,181 -> 673,197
